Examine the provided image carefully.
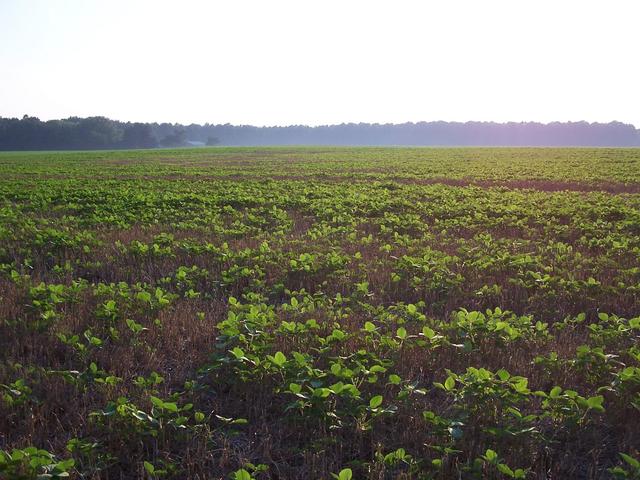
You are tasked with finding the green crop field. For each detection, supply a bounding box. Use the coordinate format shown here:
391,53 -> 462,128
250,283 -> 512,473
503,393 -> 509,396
1,147 -> 639,479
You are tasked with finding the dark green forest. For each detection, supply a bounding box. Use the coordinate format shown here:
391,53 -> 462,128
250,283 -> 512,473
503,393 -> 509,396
1,115 -> 639,150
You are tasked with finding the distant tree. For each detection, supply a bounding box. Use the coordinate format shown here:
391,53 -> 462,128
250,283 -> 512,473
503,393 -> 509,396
206,135 -> 220,146
160,128 -> 187,147
76,117 -> 123,148
121,123 -> 158,148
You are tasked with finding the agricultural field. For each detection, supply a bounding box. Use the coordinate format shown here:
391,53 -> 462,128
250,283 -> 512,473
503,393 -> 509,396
1,147 -> 640,479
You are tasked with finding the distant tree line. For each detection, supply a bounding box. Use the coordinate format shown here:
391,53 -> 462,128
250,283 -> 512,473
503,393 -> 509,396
0,116 -> 154,150
1,115 -> 639,150
202,121 -> 640,147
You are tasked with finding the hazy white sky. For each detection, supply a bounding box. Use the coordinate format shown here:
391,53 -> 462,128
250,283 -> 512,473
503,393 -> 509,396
1,0 -> 639,127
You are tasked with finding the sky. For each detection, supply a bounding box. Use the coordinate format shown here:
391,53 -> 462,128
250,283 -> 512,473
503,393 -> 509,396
1,0 -> 639,127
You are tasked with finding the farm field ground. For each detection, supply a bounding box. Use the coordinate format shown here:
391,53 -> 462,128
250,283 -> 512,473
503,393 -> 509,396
1,147 -> 640,479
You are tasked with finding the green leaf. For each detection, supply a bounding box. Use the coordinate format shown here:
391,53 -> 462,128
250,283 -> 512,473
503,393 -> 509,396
272,351 -> 286,367
549,386 -> 562,398
586,395 -> 604,411
484,449 -> 498,462
231,347 -> 245,359
144,461 -> 155,474
512,377 -> 529,394
11,450 -> 25,460
150,396 -> 164,409
289,383 -> 302,394
163,402 -> 178,413
330,382 -> 345,394
313,387 -> 331,398
495,321 -> 508,331
444,375 -> 455,391
497,463 -> 514,476
364,321 -> 376,332
620,453 -> 640,469
388,374 -> 401,385
422,326 -> 435,339
234,469 -> 252,480
369,395 -> 383,408
338,468 -> 353,480
396,327 -> 407,340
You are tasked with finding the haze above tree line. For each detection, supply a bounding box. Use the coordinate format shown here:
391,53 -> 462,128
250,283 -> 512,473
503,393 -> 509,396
1,115 -> 639,150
